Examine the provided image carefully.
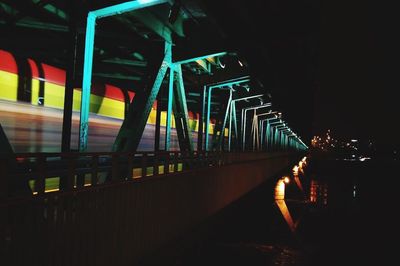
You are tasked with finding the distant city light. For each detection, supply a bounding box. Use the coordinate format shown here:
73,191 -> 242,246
310,130 -> 374,158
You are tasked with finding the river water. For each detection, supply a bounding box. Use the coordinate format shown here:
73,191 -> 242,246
168,155 -> 399,266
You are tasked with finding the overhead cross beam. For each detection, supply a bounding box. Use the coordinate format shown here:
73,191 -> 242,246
1,0 -> 68,25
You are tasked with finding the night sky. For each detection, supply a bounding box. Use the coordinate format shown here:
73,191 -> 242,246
206,1 -> 399,149
316,1 -> 398,149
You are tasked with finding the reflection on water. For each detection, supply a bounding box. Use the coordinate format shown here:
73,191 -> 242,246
292,165 -> 299,175
274,158 -> 310,233
275,200 -> 296,232
274,179 -> 286,200
294,175 -> 304,192
171,155 -> 400,266
274,176 -> 296,232
310,180 -> 328,205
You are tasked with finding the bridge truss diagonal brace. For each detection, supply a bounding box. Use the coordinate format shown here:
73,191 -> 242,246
79,0 -> 169,151
229,101 -> 238,151
170,64 -> 194,152
0,123 -> 14,156
204,77 -> 251,151
113,43 -> 172,152
218,90 -> 232,150
165,67 -> 174,151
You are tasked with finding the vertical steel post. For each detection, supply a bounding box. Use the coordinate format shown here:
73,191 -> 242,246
228,97 -> 233,151
62,0 -> 79,152
79,12 -> 96,151
165,67 -> 174,151
205,87 -> 212,151
219,90 -> 232,150
274,128 -> 279,150
155,87 -> 162,151
259,120 -> 263,150
232,102 -> 238,150
173,64 -> 193,152
197,86 -> 206,151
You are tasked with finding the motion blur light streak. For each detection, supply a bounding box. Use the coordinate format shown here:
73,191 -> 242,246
0,100 -> 189,152
0,49 -> 222,152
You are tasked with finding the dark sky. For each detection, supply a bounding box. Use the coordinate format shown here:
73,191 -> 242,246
316,1 -> 399,148
205,1 -> 399,149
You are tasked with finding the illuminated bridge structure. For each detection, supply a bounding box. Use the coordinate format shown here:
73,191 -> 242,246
0,1 -> 308,265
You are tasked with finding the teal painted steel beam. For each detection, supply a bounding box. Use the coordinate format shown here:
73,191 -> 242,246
269,122 -> 283,126
165,67 -> 174,150
260,116 -> 277,150
266,123 -> 271,150
282,133 -> 286,150
257,111 -> 278,117
80,0 -> 168,151
241,103 -> 272,151
113,42 -> 171,152
260,119 -> 263,147
207,76 -> 250,87
228,98 -> 233,151
197,86 -> 207,151
231,94 -> 263,148
174,52 -> 227,65
274,128 -> 280,149
263,118 -> 281,150
231,102 -> 238,150
205,87 -> 212,151
92,0 -> 168,19
219,90 -> 232,150
204,77 -> 251,151
79,13 -> 96,151
209,78 -> 251,90
232,94 -> 264,102
173,64 -> 194,152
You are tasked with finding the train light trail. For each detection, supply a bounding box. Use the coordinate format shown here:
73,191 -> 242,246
81,0 -> 169,151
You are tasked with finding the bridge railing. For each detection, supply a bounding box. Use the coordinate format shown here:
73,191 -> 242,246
1,151 -> 274,197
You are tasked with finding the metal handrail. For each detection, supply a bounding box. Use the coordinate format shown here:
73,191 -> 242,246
1,151 -> 283,198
